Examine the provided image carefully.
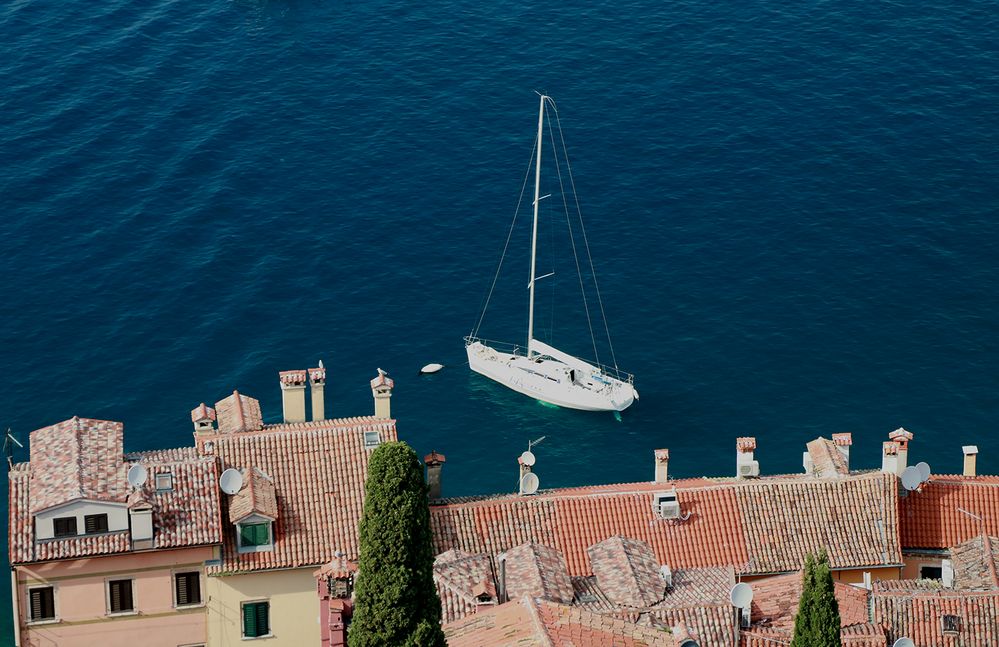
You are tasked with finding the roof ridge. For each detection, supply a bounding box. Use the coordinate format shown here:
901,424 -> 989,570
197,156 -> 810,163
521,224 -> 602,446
523,597 -> 556,647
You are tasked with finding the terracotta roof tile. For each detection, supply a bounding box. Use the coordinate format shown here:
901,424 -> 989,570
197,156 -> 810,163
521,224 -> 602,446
748,572 -> 870,630
313,553 -> 356,579
950,534 -> 999,590
204,415 -> 397,574
214,390 -> 263,434
588,536 -> 666,608
191,403 -> 216,423
900,475 -> 999,549
872,585 -> 999,647
228,467 -> 278,523
370,369 -> 394,389
806,437 -> 849,479
434,549 -> 497,623
502,542 -> 574,605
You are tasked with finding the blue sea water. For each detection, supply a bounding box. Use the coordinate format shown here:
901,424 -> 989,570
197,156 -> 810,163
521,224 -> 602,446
3,0 -> 999,638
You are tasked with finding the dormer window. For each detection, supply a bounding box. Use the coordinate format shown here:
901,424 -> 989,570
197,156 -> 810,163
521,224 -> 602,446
53,517 -> 77,538
155,472 -> 173,491
237,520 -> 273,553
364,431 -> 381,449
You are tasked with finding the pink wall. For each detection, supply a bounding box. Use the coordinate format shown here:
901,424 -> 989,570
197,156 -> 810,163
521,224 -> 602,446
17,546 -> 214,647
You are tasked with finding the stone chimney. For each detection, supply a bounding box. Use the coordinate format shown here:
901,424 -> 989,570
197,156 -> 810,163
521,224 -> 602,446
128,493 -> 154,551
654,449 -> 670,483
191,403 -> 216,436
309,364 -> 327,421
832,433 -> 852,470
280,370 -> 308,423
889,428 -> 913,475
736,437 -> 759,478
882,441 -> 899,475
425,451 -> 446,499
963,445 -> 979,477
370,369 -> 394,419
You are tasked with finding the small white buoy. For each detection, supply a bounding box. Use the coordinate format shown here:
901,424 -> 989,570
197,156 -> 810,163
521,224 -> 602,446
420,363 -> 444,375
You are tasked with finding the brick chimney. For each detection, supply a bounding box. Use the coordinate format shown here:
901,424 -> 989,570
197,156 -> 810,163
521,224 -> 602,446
654,449 -> 670,483
832,433 -> 852,470
280,370 -> 308,423
309,364 -> 327,421
425,451 -> 446,499
191,403 -> 216,436
963,445 -> 979,477
315,552 -> 356,647
736,437 -> 759,478
370,369 -> 394,419
882,441 -> 899,475
889,428 -> 913,475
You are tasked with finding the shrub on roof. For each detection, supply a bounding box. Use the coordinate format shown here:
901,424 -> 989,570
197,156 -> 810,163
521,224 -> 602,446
349,441 -> 445,647
791,549 -> 841,647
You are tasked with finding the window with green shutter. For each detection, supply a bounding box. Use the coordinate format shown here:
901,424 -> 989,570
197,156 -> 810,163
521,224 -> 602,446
28,587 -> 55,621
242,601 -> 270,638
239,522 -> 270,547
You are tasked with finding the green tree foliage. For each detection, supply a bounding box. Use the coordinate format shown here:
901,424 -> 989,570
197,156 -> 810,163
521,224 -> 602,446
349,442 -> 446,647
790,550 -> 842,647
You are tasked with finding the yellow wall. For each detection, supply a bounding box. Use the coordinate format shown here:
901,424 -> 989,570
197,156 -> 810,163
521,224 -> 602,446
742,566 -> 901,585
206,568 -> 319,647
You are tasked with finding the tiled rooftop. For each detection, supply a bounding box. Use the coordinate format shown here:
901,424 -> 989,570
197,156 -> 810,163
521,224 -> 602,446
949,534 -> 999,590
201,412 -> 397,574
434,549 -> 498,624
872,582 -> 999,647
748,571 -> 870,630
806,437 -> 849,479
588,535 -> 666,608
214,390 -> 264,434
502,542 -> 574,605
430,471 -> 900,578
900,474 -> 999,549
228,467 -> 279,523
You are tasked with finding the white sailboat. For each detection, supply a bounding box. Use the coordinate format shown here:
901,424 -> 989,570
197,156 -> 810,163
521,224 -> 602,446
465,94 -> 638,412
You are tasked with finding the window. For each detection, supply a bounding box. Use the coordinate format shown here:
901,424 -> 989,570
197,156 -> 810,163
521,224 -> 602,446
155,472 -> 173,491
920,565 -> 943,580
84,513 -> 109,534
364,431 -> 381,448
239,522 -> 271,548
28,586 -> 55,622
108,579 -> 134,614
53,517 -> 77,537
242,601 -> 270,638
942,614 -> 961,634
175,571 -> 201,607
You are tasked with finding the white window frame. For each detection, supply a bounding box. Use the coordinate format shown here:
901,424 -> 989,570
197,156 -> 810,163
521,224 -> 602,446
364,431 -> 381,448
172,569 -> 204,609
240,598 -> 273,640
236,516 -> 274,554
25,583 -> 58,625
155,472 -> 174,491
105,576 -> 138,616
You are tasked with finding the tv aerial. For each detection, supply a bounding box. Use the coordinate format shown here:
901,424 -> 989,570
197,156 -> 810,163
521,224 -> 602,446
127,464 -> 148,488
220,468 -> 244,495
901,466 -> 922,492
4,428 -> 23,469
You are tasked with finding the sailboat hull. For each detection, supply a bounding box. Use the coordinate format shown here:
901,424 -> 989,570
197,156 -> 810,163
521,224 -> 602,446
466,341 -> 636,412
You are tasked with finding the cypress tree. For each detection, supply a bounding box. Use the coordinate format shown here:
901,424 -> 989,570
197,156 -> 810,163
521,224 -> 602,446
791,550 -> 842,647
349,442 -> 446,647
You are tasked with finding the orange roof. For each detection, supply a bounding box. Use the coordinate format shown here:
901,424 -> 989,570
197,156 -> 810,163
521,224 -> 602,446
806,437 -> 849,479
434,549 -> 497,624
214,390 -> 264,434
228,467 -> 278,523
431,472 -> 900,578
502,542 -> 574,605
872,584 -> 999,647
587,535 -> 666,608
444,596 -> 678,647
900,475 -> 999,549
950,534 -> 999,590
203,415 -> 397,574
190,403 -> 217,423
748,571 -> 870,630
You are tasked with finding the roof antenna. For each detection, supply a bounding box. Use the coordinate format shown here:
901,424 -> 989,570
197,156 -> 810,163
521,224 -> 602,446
518,436 -> 545,496
4,429 -> 23,470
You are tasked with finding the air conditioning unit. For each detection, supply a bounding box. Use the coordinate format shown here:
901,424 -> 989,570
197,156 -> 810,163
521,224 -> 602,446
658,500 -> 681,520
739,460 -> 760,478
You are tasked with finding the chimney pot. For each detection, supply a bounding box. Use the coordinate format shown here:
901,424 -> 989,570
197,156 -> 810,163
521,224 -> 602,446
654,448 -> 670,483
963,445 -> 978,477
279,370 -> 308,423
370,369 -> 394,419
882,441 -> 900,475
425,451 -> 446,499
832,433 -> 852,470
888,428 -> 912,475
191,403 -> 217,435
736,437 -> 759,478
309,366 -> 327,421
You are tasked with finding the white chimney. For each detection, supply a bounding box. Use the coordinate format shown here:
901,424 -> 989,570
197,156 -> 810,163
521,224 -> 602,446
803,451 -> 815,475
963,446 -> 978,477
736,437 -> 759,478
832,433 -> 852,470
882,441 -> 899,475
654,449 -> 670,483
371,369 -> 394,419
309,364 -> 326,421
279,370 -> 308,423
129,500 -> 154,551
889,428 -> 913,475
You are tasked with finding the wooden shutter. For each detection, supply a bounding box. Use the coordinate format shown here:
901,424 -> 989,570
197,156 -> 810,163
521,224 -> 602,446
110,580 -> 133,613
29,588 -> 50,620
255,523 -> 269,545
84,514 -> 108,534
176,572 -> 201,606
255,601 -> 269,636
53,517 -> 77,537
176,573 -> 188,605
243,603 -> 258,637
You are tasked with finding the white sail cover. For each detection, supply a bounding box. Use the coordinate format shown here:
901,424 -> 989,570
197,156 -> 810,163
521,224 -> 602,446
528,339 -> 598,373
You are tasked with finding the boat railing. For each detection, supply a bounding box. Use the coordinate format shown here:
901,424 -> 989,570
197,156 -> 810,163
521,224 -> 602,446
464,336 -> 634,384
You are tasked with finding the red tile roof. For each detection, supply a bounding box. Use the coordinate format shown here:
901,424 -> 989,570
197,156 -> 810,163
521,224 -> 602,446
214,390 -> 264,434
202,415 -> 397,574
748,572 -> 870,630
950,534 -> 999,590
872,583 -> 999,647
370,369 -> 394,389
434,549 -> 498,623
228,467 -> 278,523
191,403 -> 216,423
279,370 -> 307,385
806,437 -> 849,479
9,442 -> 222,564
431,472 -> 900,579
502,542 -> 574,605
27,417 -> 127,513
588,535 -> 666,608
900,475 -> 999,549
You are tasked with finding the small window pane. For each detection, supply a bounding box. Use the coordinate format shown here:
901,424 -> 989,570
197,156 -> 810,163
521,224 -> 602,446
53,517 -> 77,538
242,601 -> 269,637
155,472 -> 173,491
109,579 -> 134,613
175,572 -> 201,606
85,514 -> 109,534
29,587 -> 55,621
364,431 -> 381,448
920,566 -> 943,580
240,523 -> 270,547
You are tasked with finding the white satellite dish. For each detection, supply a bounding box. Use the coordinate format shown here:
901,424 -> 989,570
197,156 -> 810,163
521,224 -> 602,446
420,363 -> 444,374
127,464 -> 148,488
730,582 -> 753,608
892,638 -> 915,647
519,451 -> 536,466
915,461 -> 931,483
220,468 -> 244,495
901,466 -> 922,491
678,641 -> 699,647
520,472 -> 540,495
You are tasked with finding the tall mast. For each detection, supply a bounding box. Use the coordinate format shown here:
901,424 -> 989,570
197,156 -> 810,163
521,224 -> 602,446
527,94 -> 545,357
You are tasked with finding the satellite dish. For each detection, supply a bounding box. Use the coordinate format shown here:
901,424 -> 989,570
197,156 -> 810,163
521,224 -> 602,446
519,451 -> 536,466
901,466 -> 922,491
892,639 -> 915,647
127,464 -> 148,488
678,641 -> 699,647
915,461 -> 931,483
730,582 -> 753,607
520,472 -> 540,495
220,468 -> 244,495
